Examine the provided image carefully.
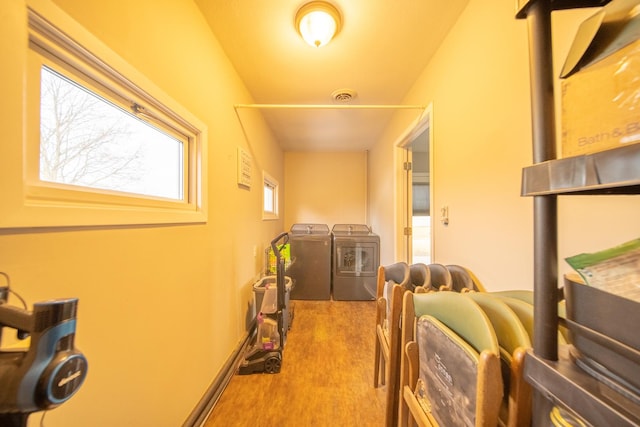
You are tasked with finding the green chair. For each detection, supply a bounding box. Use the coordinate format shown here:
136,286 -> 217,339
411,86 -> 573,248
466,292 -> 532,427
490,289 -> 533,304
399,291 -> 502,427
492,293 -> 568,346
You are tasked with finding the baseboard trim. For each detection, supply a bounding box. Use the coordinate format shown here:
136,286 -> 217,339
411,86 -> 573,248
182,324 -> 255,427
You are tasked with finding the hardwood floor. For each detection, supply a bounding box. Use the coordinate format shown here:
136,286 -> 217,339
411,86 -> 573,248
204,299 -> 386,426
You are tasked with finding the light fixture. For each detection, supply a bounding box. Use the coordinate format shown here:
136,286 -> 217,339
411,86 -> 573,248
295,1 -> 342,48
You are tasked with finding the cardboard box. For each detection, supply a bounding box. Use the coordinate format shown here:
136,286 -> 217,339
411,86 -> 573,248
560,0 -> 640,157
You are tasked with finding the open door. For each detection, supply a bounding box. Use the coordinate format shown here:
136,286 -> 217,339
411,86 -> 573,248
398,106 -> 432,264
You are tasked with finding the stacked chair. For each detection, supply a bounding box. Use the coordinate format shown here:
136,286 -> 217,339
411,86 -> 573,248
396,265 -> 542,427
377,261 -> 542,426
491,290 -> 570,345
399,291 -> 503,426
375,262 -> 411,427
375,262 -> 438,427
422,263 -> 451,292
466,293 -> 532,427
490,290 -> 533,305
409,263 -> 431,294
447,264 -> 486,292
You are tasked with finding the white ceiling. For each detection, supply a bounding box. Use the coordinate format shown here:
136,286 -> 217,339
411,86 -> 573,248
195,0 -> 469,151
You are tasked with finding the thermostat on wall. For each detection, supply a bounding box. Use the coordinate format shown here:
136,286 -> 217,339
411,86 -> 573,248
237,147 -> 252,189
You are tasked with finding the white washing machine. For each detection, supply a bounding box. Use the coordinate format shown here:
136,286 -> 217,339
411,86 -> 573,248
331,224 -> 380,301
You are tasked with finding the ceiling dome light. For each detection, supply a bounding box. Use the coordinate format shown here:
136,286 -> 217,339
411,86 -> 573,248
295,1 -> 342,48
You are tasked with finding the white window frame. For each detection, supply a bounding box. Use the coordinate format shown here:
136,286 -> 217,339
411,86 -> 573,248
1,2 -> 207,229
262,172 -> 279,221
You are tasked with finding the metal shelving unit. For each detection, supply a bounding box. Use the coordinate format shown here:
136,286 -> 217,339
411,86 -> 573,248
517,1 -> 640,425
521,144 -> 640,196
525,349 -> 640,426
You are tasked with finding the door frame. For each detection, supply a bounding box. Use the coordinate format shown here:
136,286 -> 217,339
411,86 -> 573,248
394,103 -> 433,263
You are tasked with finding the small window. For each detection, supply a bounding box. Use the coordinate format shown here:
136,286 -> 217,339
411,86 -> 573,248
9,5 -> 208,228
263,172 -> 279,220
39,66 -> 185,200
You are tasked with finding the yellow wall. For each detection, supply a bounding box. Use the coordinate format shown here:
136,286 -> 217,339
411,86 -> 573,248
284,151 -> 367,229
0,1 -> 283,426
369,0 -> 640,290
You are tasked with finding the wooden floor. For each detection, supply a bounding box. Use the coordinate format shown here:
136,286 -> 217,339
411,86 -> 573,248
204,299 -> 386,426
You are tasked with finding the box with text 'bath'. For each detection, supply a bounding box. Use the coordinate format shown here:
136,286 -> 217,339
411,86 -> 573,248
560,0 -> 640,157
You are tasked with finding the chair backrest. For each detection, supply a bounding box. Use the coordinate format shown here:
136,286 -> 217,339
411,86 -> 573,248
412,291 -> 499,356
490,295 -> 535,343
425,263 -> 452,291
376,262 -> 410,319
412,292 -> 502,427
409,263 -> 430,291
466,292 -> 531,355
491,289 -> 534,305
376,262 -> 410,298
492,293 -> 569,346
446,264 -> 477,292
447,264 -> 486,292
384,262 -> 411,286
469,293 -> 533,427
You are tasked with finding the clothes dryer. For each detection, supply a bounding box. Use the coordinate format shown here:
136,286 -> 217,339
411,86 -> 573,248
332,224 -> 380,301
287,223 -> 332,300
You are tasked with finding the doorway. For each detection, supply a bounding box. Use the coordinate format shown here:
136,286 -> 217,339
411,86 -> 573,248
398,106 -> 432,265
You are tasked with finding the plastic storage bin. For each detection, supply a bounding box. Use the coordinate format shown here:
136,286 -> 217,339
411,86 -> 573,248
254,275 -> 293,333
564,275 -> 640,396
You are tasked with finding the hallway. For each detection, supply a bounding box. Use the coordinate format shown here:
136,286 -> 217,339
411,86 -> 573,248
204,300 -> 386,426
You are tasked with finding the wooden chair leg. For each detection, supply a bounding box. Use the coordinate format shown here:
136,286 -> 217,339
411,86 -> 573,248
374,336 -> 381,387
398,340 -> 423,427
375,326 -> 388,387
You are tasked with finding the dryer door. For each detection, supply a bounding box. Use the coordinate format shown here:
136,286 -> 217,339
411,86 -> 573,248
335,242 -> 378,277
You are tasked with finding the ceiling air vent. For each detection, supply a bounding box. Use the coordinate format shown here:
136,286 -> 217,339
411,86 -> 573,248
331,89 -> 357,104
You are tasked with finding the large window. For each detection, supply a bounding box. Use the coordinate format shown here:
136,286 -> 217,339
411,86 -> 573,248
8,4 -> 208,228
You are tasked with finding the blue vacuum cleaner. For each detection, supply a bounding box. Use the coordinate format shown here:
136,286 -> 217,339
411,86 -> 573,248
0,282 -> 88,427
